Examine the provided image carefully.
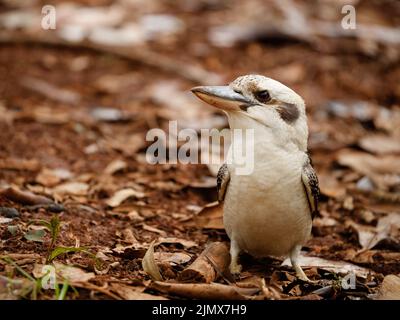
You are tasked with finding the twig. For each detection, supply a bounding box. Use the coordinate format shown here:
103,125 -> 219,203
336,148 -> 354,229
0,187 -> 54,205
20,77 -> 81,105
0,32 -> 222,85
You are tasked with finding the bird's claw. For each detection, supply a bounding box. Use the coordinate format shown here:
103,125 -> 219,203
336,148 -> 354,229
296,273 -> 311,282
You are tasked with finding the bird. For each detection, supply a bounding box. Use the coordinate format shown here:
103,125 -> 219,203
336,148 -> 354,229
191,75 -> 319,281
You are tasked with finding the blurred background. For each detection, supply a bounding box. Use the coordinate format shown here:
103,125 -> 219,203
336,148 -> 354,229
0,0 -> 399,300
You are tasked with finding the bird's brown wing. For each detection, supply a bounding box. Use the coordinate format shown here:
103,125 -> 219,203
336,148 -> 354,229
217,163 -> 230,202
301,157 -> 320,219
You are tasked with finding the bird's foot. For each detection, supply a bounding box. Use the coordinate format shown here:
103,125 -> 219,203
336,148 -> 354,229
229,261 -> 242,276
293,263 -> 312,282
296,270 -> 311,282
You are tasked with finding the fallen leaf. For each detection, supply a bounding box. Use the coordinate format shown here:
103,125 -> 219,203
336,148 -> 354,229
349,213 -> 400,250
0,217 -> 13,224
142,241 -> 163,281
121,228 -> 139,245
179,242 -> 230,283
352,250 -> 400,264
36,168 -> 73,187
142,224 -> 167,236
375,275 -> 400,300
104,159 -> 127,175
193,201 -> 224,229
0,158 -> 40,171
156,237 -> 197,249
0,187 -> 53,205
154,252 -> 192,266
337,150 -> 400,175
112,243 -> 147,259
0,253 -> 41,263
53,182 -> 89,195
106,188 -> 145,207
317,172 -> 346,198
105,134 -> 145,157
21,77 -> 81,105
33,263 -> 95,283
359,134 -> 400,155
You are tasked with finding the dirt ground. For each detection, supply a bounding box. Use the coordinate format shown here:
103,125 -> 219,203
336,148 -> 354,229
0,0 -> 399,300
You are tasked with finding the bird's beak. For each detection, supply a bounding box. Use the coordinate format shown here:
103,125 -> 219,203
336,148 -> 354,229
191,86 -> 252,111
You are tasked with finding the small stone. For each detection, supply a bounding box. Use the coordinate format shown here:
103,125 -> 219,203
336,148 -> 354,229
47,203 -> 65,213
0,207 -> 20,218
356,176 -> 375,192
91,107 -> 124,122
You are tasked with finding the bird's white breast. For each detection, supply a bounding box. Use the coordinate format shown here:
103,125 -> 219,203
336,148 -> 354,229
223,135 -> 312,258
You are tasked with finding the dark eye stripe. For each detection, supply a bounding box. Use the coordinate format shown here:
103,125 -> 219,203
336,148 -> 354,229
277,103 -> 299,123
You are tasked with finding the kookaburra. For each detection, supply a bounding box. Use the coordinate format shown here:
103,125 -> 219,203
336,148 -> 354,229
191,75 -> 319,281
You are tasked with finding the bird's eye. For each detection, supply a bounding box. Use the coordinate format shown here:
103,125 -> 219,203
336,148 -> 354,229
233,89 -> 242,95
255,90 -> 271,103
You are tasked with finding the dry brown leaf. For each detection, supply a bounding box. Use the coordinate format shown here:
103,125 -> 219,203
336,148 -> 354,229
142,240 -> 163,281
352,250 -> 400,264
36,168 -> 73,187
121,228 -> 139,245
0,253 -> 41,265
142,224 -> 167,236
337,150 -> 400,175
156,237 -> 197,249
154,252 -> 192,266
149,281 -> 259,300
317,172 -> 346,198
193,201 -> 224,229
105,133 -> 145,156
375,275 -> 400,300
106,188 -> 145,207
0,158 -> 40,171
104,159 -> 127,175
0,217 -> 13,224
359,135 -> 400,155
112,243 -> 147,259
349,213 -> 400,250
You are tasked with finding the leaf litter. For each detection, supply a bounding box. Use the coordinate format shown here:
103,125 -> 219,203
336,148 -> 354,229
0,0 -> 399,300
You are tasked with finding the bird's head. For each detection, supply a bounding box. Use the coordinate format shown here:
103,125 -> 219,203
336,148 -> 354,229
191,74 -> 308,151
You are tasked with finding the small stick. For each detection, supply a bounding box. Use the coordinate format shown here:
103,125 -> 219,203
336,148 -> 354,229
178,242 -> 230,283
0,187 -> 53,205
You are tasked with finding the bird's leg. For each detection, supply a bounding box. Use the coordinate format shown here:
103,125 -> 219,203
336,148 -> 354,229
290,245 -> 310,281
229,239 -> 242,275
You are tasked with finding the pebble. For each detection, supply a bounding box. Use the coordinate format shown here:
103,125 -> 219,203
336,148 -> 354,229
0,207 -> 20,218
